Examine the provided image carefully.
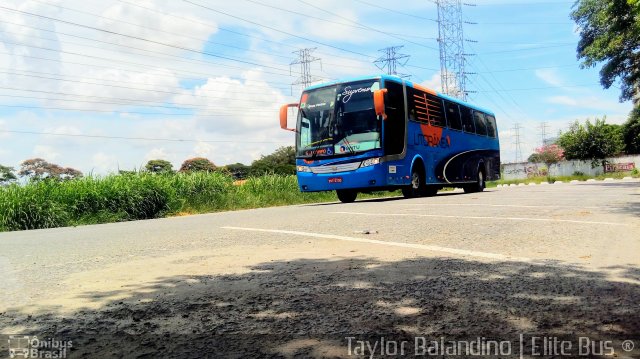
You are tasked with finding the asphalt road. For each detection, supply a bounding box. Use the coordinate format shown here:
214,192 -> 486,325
0,179 -> 639,358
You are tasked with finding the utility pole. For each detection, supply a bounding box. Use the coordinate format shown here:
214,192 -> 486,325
290,48 -> 322,92
512,123 -> 523,163
436,0 -> 470,100
374,46 -> 411,78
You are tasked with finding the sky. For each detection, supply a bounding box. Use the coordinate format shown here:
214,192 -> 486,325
0,0 -> 634,174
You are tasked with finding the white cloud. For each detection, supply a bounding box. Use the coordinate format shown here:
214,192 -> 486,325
421,72 -> 442,93
91,152 -> 117,173
192,142 -> 215,158
547,95 -> 631,114
144,148 -> 170,162
535,69 -> 564,87
0,120 -> 8,139
175,69 -> 289,137
33,145 -> 60,161
98,0 -> 215,53
53,68 -> 180,110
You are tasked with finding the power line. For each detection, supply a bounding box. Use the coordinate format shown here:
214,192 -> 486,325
353,0 -> 437,22
477,64 -> 577,74
0,70 -> 283,105
374,46 -> 411,78
0,92 -> 282,114
476,84 -> 600,92
0,6 -> 294,73
295,0 -> 438,52
0,64 -> 290,98
116,0 -> 373,66
181,0 -> 373,58
0,104 -> 278,118
479,43 -> 574,55
17,2 -> 376,72
115,0 -> 299,50
0,49 -> 293,90
0,25 -> 298,79
28,0 -> 294,61
0,130 -> 286,144
0,49 -> 294,92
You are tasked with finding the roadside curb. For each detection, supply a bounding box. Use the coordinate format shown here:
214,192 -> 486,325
494,177 -> 638,188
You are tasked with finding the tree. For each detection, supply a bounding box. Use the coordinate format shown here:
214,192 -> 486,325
557,118 -> 624,166
59,167 -> 83,181
532,144 -> 565,169
179,157 -> 216,172
145,159 -> 174,173
527,153 -> 542,163
622,106 -> 640,153
249,146 -> 296,176
571,0 -> 640,102
18,158 -> 83,181
223,163 -> 250,180
0,164 -> 17,185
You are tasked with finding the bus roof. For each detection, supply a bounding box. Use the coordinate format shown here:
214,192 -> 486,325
303,75 -> 495,117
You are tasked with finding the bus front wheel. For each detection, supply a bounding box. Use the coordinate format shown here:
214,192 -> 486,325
402,166 -> 426,198
336,189 -> 358,203
464,167 -> 485,193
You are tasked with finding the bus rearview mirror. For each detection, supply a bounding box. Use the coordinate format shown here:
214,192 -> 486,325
279,103 -> 298,132
374,89 -> 388,120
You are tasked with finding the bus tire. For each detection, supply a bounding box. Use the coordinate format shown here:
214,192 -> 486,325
402,164 -> 426,198
464,166 -> 485,193
336,189 -> 358,203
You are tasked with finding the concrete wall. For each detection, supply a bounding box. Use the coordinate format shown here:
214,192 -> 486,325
502,155 -> 640,180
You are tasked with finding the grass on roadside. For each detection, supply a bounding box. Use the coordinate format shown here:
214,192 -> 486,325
0,173 -> 399,232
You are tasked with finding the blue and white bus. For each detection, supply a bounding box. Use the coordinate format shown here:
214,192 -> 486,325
279,75 -> 500,203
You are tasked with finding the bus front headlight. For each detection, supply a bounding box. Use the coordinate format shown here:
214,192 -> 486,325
360,157 -> 381,168
296,165 -> 311,172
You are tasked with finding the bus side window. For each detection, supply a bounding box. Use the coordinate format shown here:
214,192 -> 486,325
384,81 -> 406,155
444,101 -> 462,131
485,115 -> 497,138
460,106 -> 475,133
473,111 -> 488,136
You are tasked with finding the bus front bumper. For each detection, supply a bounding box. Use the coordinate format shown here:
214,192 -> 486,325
297,165 -> 389,192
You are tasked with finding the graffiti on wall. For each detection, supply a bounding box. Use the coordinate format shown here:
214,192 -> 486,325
504,164 -> 548,178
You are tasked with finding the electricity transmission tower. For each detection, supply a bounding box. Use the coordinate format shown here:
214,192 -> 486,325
374,46 -> 411,78
290,48 -> 322,91
538,122 -> 549,146
436,0 -> 468,100
512,123 -> 523,163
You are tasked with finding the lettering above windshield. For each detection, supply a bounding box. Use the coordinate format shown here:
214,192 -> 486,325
341,86 -> 371,103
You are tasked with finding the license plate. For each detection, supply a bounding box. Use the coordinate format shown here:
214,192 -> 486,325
328,177 -> 343,183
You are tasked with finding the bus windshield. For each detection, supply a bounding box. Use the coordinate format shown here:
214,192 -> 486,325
296,80 -> 381,158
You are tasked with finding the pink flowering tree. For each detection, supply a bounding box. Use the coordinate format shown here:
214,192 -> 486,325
534,144 -> 565,179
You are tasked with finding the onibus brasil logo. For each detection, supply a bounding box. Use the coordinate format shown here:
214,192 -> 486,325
8,335 -> 72,358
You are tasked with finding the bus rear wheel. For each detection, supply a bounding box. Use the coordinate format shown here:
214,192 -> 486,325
336,189 -> 358,203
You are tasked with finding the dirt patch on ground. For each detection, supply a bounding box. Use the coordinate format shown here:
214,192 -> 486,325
1,241 -> 639,358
